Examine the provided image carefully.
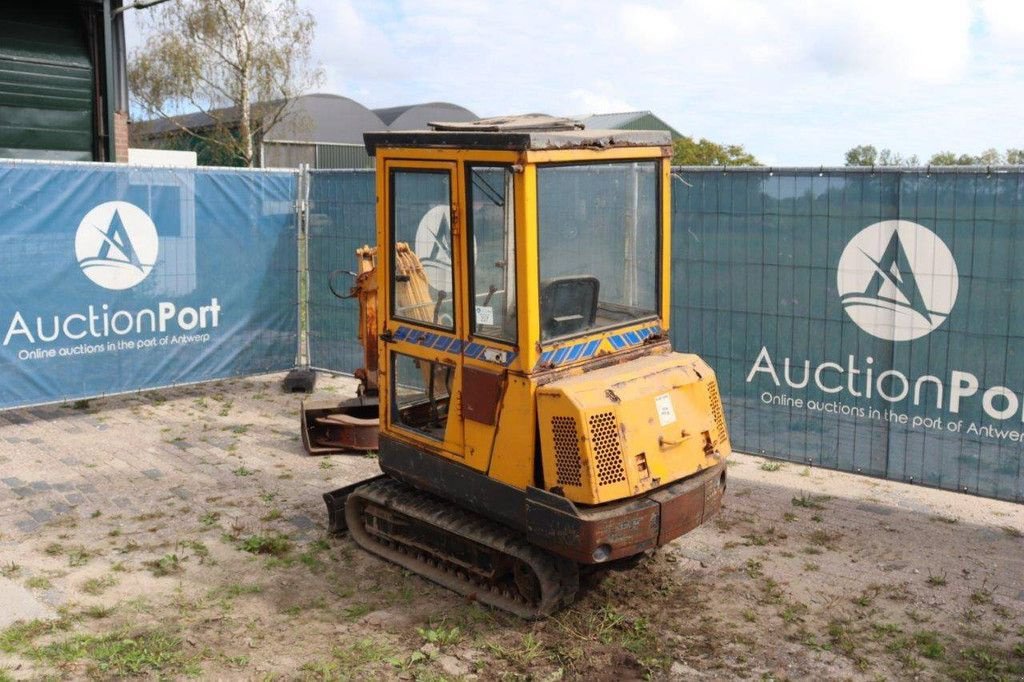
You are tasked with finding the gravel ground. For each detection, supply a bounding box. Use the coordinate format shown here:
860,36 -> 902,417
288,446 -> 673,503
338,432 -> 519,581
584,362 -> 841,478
0,372 -> 1022,680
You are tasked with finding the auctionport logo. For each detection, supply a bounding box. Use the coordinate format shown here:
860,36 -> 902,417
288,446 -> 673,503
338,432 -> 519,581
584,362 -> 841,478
75,201 -> 159,290
836,220 -> 958,342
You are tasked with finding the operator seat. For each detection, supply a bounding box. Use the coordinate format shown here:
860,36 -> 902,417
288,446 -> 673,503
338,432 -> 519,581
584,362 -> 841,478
539,276 -> 599,339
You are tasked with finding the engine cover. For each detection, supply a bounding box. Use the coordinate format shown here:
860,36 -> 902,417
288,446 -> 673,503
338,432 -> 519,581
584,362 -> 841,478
537,352 -> 730,505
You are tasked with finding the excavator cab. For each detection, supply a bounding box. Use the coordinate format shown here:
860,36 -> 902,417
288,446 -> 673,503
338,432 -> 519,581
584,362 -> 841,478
324,116 -> 731,618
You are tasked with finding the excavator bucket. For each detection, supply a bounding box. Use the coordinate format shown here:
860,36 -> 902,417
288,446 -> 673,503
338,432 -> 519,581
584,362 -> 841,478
300,396 -> 380,454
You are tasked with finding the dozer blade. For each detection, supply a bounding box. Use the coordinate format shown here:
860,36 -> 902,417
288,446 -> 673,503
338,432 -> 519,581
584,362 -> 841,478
300,396 -> 380,455
342,477 -> 579,619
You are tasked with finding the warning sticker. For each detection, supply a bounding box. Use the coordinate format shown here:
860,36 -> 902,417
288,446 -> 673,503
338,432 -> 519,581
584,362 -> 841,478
475,305 -> 494,325
655,393 -> 676,426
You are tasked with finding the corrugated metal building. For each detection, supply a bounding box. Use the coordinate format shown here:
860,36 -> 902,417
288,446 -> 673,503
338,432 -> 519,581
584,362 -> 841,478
373,102 -> 477,130
267,99 -> 477,169
135,94 -> 479,169
578,111 -> 683,139
0,1 -> 129,162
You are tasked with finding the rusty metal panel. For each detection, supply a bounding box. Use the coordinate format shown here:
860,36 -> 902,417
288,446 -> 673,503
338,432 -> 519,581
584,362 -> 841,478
462,365 -> 504,425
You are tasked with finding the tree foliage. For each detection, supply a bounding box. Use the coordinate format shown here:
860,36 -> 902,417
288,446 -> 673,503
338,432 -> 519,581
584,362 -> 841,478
844,145 -> 919,167
927,148 -> 1021,166
672,136 -> 760,166
846,145 -> 1024,167
129,0 -> 322,166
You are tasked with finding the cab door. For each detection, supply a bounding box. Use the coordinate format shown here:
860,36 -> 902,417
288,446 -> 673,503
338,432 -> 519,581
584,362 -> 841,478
379,160 -> 465,458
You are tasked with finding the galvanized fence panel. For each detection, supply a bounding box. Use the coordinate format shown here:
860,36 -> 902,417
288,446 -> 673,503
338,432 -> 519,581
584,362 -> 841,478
303,166 -> 1024,503
306,169 -> 376,374
672,167 -> 1024,503
0,159 -> 300,409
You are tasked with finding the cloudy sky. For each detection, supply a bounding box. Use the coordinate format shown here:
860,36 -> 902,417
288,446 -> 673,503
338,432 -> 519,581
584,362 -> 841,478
129,0 -> 1024,166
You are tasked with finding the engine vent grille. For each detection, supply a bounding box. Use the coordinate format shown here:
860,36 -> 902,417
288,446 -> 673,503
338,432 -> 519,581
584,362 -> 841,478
551,416 -> 582,487
588,411 -> 626,485
707,380 -> 727,444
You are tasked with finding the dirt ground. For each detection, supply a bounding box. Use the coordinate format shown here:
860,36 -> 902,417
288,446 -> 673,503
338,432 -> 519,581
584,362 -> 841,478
0,372 -> 1022,681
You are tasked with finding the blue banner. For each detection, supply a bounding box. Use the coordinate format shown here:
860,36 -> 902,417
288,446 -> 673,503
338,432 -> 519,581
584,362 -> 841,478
673,168 -> 1024,503
0,161 -> 299,408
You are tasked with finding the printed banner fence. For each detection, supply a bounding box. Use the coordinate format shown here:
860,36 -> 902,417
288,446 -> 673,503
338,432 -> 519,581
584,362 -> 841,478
673,168 -> 1024,503
5,161 -> 1021,503
0,160 -> 299,409
306,167 -> 1024,503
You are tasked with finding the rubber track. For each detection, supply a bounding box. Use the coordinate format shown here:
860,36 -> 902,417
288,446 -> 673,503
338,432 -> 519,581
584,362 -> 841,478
345,477 -> 579,619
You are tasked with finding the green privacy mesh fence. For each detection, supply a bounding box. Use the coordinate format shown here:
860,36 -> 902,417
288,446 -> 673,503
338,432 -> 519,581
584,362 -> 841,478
307,167 -> 1024,503
673,168 -> 1024,503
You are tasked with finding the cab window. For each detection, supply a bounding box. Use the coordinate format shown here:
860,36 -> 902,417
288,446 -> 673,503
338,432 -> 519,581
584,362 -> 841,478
536,161 -> 659,341
390,169 -> 455,330
468,166 -> 516,343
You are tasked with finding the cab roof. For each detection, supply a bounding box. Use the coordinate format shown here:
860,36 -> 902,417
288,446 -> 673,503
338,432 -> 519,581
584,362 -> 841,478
363,114 -> 672,156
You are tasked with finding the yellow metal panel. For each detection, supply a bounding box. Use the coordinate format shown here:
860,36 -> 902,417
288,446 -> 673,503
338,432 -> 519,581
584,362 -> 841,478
485,375 -> 538,488
517,163 -> 541,370
375,148 -> 520,164
660,158 -> 672,331
524,146 -> 668,164
536,352 -> 730,505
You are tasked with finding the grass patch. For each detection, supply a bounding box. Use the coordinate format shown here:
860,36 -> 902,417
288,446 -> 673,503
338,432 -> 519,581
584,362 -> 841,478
82,605 -> 115,620
344,603 -> 373,620
25,576 -> 52,590
0,619 -> 73,653
759,460 -> 783,472
0,562 -> 21,579
807,529 -> 842,550
260,508 -> 283,522
67,547 -> 91,567
1001,525 -> 1023,539
237,533 -> 291,556
926,572 -> 947,587
947,644 -> 1024,680
180,539 -> 212,564
792,492 -> 830,510
81,575 -> 118,596
232,466 -> 256,477
969,587 -> 992,606
418,624 -> 462,647
31,628 -> 192,676
145,554 -> 183,577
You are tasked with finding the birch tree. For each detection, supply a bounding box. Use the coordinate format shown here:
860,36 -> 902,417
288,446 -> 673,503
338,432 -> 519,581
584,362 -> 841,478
129,0 -> 322,166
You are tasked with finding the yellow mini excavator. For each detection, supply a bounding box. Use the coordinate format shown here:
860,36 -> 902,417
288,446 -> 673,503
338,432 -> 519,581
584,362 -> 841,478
321,115 -> 731,618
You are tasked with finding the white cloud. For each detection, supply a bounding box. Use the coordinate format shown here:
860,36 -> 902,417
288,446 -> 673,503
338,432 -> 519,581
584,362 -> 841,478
567,88 -> 635,115
620,4 -> 678,54
125,0 -> 1024,164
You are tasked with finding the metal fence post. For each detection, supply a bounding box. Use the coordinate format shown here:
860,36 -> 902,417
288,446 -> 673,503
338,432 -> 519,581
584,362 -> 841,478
295,163 -> 311,368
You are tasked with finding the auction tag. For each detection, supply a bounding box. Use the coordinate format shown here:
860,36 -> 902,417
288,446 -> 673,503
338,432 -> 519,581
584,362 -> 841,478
655,393 -> 676,426
475,305 -> 494,325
